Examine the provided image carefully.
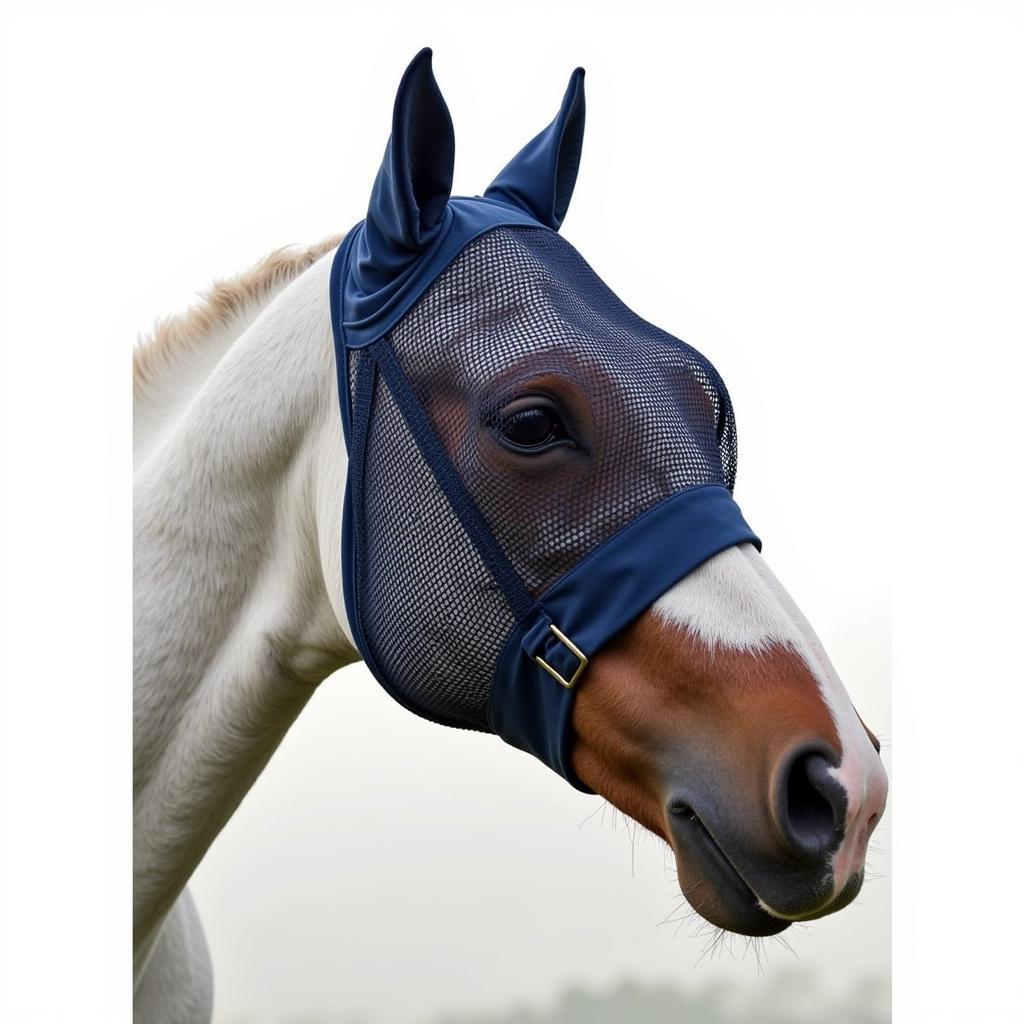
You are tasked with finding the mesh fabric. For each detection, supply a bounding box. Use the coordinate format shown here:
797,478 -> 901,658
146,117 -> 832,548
347,226 -> 738,731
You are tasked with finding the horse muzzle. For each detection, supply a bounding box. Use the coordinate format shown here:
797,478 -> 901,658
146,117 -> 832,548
664,738 -> 886,936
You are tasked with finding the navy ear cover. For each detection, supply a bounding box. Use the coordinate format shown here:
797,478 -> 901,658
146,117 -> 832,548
484,68 -> 586,230
361,48 -> 455,291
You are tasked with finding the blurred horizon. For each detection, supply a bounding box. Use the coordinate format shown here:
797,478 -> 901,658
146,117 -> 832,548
215,971 -> 890,1024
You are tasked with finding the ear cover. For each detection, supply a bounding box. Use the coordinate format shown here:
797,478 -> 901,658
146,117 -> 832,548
359,48 -> 455,292
484,68 -> 586,231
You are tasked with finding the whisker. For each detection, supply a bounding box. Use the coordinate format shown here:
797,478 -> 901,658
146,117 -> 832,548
743,935 -> 766,974
629,819 -> 637,879
677,895 -> 711,939
577,799 -> 608,830
656,899 -> 690,926
769,932 -> 798,958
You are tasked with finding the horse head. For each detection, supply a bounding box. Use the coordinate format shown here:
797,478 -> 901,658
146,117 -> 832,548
332,49 -> 887,939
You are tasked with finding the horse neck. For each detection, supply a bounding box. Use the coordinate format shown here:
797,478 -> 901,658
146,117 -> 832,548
132,251 -> 357,966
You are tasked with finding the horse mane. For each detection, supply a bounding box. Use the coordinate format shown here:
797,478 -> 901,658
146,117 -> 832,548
133,235 -> 342,395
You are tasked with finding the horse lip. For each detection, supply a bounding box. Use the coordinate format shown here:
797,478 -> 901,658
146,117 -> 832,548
673,805 -> 750,893
671,802 -> 848,925
669,804 -> 789,937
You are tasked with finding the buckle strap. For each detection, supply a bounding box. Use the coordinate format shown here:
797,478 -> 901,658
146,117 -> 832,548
522,614 -> 589,690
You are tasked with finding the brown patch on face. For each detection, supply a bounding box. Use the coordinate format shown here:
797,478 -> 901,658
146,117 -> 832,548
570,608 -> 842,847
425,367 -> 593,497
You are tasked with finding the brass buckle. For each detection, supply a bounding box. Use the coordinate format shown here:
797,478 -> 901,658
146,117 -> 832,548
533,624 -> 588,690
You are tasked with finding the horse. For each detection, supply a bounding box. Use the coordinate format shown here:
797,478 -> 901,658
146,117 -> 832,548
133,50 -> 887,1024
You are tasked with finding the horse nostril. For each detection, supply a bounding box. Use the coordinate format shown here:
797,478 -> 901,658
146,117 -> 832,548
777,750 -> 846,861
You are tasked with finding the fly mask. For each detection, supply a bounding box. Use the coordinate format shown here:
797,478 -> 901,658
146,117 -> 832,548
330,49 -> 760,790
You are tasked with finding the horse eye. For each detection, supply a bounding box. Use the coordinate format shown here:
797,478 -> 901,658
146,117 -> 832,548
491,398 -> 574,452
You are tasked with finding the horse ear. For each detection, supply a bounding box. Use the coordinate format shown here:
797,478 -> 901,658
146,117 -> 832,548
484,68 -> 585,231
365,48 -> 455,257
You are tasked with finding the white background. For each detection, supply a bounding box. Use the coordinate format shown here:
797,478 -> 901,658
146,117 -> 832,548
1,1 -> 1022,1021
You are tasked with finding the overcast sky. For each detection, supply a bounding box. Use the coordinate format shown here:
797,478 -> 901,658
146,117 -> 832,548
9,1 -> 1024,1021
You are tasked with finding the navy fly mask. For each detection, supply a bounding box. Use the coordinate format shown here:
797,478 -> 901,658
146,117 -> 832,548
330,49 -> 760,790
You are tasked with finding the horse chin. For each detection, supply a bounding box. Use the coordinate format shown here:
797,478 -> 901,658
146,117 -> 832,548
790,869 -> 866,922
671,813 -> 790,938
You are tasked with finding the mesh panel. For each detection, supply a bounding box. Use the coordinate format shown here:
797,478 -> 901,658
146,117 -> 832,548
351,226 -> 738,730
354,352 -> 517,729
388,227 -> 737,595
